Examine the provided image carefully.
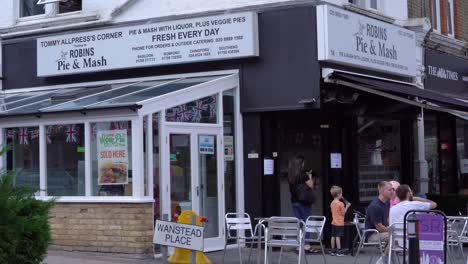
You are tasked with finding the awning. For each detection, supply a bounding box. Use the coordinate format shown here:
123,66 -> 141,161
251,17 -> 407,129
323,69 -> 468,113
0,74 -> 230,117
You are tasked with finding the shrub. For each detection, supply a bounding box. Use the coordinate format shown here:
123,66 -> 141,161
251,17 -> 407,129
0,147 -> 55,264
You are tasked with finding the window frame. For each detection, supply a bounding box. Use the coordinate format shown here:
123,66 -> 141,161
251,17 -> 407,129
18,0 -> 82,19
431,0 -> 441,33
446,0 -> 455,37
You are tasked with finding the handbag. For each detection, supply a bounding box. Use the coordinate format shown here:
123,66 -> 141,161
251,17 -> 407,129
295,182 -> 316,204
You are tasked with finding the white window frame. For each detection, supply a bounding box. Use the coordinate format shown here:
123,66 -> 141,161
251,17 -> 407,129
432,0 -> 441,33
446,0 -> 455,37
366,0 -> 379,11
18,0 -> 81,20
0,70 -> 243,206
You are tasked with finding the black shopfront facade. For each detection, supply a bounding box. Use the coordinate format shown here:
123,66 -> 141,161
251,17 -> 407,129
424,48 -> 468,197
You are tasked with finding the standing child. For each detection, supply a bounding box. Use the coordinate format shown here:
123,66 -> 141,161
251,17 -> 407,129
330,185 -> 351,256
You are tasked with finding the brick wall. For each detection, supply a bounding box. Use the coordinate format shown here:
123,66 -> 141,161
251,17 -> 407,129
457,0 -> 468,42
49,203 -> 154,255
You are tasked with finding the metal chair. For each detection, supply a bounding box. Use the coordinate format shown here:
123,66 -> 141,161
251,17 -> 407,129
223,213 -> 265,264
387,222 -> 405,264
352,215 -> 385,264
303,216 -> 327,264
264,217 -> 308,264
447,216 -> 467,264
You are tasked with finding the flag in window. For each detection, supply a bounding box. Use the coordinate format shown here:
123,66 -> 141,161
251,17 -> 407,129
19,128 -> 29,145
191,99 -> 206,122
65,125 -> 77,143
46,126 -> 52,144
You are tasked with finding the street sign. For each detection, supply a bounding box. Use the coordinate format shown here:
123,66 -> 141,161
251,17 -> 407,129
153,220 -> 204,251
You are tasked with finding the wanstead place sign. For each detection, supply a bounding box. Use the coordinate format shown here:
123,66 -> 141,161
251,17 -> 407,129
317,5 -> 417,77
37,12 -> 258,76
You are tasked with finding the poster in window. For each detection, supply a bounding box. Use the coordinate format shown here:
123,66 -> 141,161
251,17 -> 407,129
97,129 -> 129,185
224,136 -> 234,161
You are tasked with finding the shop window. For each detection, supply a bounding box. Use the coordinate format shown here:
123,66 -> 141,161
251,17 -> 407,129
165,95 -> 217,124
223,90 -> 236,213
46,124 -> 85,196
20,0 -> 81,18
456,118 -> 468,194
5,127 -> 40,190
425,115 -> 440,194
431,0 -> 441,32
357,118 -> 401,202
91,121 -> 132,196
20,0 -> 45,17
446,0 -> 455,37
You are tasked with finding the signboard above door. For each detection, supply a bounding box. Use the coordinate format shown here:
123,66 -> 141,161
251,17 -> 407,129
316,5 -> 417,77
37,12 -> 259,76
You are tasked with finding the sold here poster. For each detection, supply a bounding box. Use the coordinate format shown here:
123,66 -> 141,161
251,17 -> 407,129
97,130 -> 129,185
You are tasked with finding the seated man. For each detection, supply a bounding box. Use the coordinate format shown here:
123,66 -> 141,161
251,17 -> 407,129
389,184 -> 437,226
365,181 -> 394,243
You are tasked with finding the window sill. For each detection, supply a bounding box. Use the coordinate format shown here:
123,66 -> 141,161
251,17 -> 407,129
0,12 -> 100,35
344,3 -> 395,24
36,196 -> 155,203
427,31 -> 467,51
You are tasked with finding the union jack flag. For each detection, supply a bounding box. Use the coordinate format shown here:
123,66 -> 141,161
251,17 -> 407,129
176,105 -> 193,122
30,129 -> 39,141
109,121 -> 126,130
6,129 -> 15,139
65,125 -> 77,143
191,99 -> 206,122
166,109 -> 178,122
46,126 -> 52,144
204,95 -> 217,118
19,127 -> 29,145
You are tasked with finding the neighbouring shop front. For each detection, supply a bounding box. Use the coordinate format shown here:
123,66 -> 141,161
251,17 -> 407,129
424,49 -> 468,197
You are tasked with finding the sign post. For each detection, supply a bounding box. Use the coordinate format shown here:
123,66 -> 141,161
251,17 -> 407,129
154,210 -> 211,264
403,210 -> 447,264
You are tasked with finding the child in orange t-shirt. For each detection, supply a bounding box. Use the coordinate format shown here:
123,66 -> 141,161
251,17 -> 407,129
330,185 -> 351,256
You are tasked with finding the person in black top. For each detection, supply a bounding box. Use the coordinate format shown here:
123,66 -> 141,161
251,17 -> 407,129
288,155 -> 315,251
288,155 -> 315,220
365,181 -> 394,243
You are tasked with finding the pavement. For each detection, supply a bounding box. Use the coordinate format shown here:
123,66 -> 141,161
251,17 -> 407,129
42,247 -> 468,264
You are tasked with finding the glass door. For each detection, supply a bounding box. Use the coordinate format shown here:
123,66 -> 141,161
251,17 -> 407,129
164,127 -> 224,251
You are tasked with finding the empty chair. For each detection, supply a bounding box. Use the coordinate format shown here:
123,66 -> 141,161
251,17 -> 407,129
353,215 -> 385,264
223,213 -> 265,264
303,216 -> 327,264
264,217 -> 308,264
447,216 -> 467,264
387,222 -> 405,264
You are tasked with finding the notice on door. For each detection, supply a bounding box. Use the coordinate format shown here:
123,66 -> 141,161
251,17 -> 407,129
153,220 -> 204,251
199,135 -> 215,154
224,135 -> 234,161
97,129 -> 129,185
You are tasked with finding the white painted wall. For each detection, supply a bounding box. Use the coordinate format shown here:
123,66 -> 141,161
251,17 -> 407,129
383,0 -> 408,20
0,0 -> 409,33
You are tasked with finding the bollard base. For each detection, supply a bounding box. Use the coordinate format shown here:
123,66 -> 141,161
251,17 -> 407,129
167,249 -> 212,264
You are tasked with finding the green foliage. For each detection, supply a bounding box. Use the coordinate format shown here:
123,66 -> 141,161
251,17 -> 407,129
426,193 -> 468,216
0,146 -> 55,264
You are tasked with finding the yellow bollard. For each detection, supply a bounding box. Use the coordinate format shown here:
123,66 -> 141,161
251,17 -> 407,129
167,210 -> 212,264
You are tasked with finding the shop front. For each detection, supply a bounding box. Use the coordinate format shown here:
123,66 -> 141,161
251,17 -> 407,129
424,49 -> 468,195
0,10 -> 256,254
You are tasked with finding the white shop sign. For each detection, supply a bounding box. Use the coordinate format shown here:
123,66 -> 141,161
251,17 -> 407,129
317,5 -> 417,77
153,220 -> 204,251
37,12 -> 258,76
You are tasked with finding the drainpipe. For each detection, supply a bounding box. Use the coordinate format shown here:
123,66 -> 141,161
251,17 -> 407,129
407,18 -> 431,194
